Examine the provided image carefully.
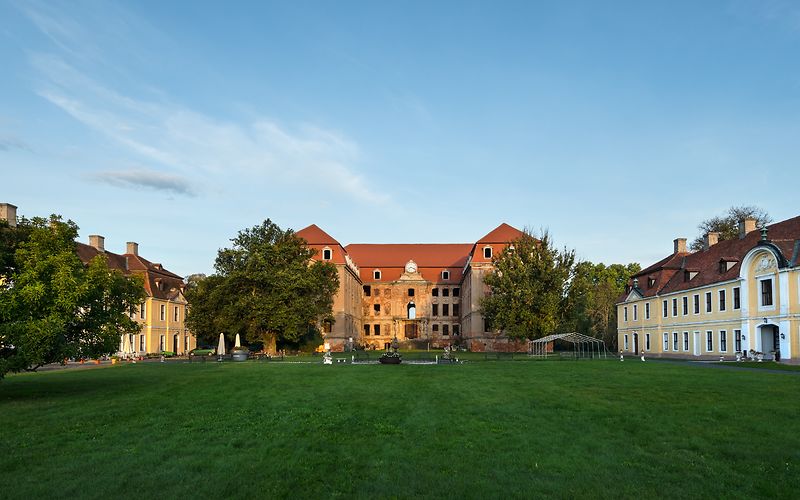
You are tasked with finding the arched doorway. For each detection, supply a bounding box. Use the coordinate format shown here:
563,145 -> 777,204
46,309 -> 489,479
407,301 -> 416,319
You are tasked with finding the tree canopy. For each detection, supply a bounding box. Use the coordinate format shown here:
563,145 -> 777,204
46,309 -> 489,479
690,205 -> 772,251
0,216 -> 144,378
185,220 -> 339,353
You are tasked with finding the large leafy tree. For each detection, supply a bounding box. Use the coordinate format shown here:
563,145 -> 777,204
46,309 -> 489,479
480,231 -> 578,340
0,216 -> 144,377
185,220 -> 339,353
690,205 -> 771,251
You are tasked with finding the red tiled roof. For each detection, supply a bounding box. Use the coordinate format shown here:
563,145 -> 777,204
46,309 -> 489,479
296,224 -> 341,246
345,243 -> 473,269
476,223 -> 525,244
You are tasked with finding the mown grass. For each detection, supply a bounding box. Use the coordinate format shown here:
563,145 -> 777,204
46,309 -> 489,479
1,360 -> 798,499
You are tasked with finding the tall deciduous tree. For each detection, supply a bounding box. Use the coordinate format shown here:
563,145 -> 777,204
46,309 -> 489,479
185,220 -> 339,353
0,216 -> 144,378
690,205 -> 772,251
480,231 -> 578,340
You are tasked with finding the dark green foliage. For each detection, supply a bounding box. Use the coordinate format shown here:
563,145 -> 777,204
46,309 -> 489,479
186,219 -> 339,352
690,205 -> 772,251
0,216 -> 144,378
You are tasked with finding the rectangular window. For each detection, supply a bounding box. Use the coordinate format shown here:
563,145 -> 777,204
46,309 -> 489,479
624,306 -> 628,322
159,335 -> 165,351
733,287 -> 741,309
443,304 -> 450,316
672,298 -> 678,316
683,332 -> 689,351
363,285 -> 371,296
322,248 -> 332,260
693,294 -> 699,314
663,333 -> 669,351
140,335 -> 145,352
663,300 -> 668,318
645,302 -> 650,319
761,279 -> 773,306
645,333 -> 651,351
160,305 -> 165,321
374,324 -> 381,336
185,336 -> 189,352
443,288 -> 450,297
453,304 -> 460,316
453,325 -> 460,336
442,270 -> 450,280
374,288 -> 380,297
408,288 -> 415,297
432,288 -> 438,297
432,304 -> 439,316
484,247 -> 492,259
706,331 -> 713,352
734,329 -> 742,352
140,302 -> 146,320
682,296 -> 688,315
373,304 -> 380,315
720,330 -> 727,352
453,288 -> 460,297
624,335 -> 629,350
633,304 -> 638,321
373,270 -> 381,280
174,306 -> 179,322
673,332 -> 679,351
443,324 -> 449,336
364,324 -> 370,336
432,324 -> 439,332
705,292 -> 712,313
719,289 -> 726,312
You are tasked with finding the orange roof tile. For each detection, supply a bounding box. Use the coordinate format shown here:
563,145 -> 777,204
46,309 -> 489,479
296,224 -> 341,246
345,243 -> 473,269
476,223 -> 525,244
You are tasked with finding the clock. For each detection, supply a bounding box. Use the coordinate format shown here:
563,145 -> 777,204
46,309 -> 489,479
405,260 -> 417,273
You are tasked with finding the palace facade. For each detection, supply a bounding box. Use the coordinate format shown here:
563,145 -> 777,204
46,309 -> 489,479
618,216 -> 800,362
296,223 -> 525,351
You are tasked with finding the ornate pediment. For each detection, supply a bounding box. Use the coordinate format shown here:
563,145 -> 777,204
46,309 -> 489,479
754,254 -> 776,274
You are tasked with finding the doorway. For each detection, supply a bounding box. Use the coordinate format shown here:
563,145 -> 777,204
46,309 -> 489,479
693,331 -> 700,356
759,325 -> 780,360
633,333 -> 639,355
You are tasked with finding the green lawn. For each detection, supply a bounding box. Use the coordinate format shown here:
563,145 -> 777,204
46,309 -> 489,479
1,360 -> 798,499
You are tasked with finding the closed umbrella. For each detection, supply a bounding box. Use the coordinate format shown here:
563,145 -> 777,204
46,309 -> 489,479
217,333 -> 226,356
234,333 -> 241,348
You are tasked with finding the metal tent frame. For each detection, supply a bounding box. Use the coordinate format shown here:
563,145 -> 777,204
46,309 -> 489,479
528,332 -> 609,359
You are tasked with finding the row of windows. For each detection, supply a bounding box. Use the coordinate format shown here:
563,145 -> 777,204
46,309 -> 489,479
624,329 -> 742,353
132,303 -> 182,322
432,304 -> 460,317
371,270 -> 454,281
363,286 -> 460,297
123,334 -> 191,352
623,286 -> 745,322
431,324 -> 460,336
363,323 -> 461,336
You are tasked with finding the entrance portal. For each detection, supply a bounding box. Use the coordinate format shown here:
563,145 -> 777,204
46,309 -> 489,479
759,325 -> 780,360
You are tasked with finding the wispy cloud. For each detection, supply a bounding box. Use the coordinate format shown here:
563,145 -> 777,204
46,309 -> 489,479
89,168 -> 195,196
0,136 -> 33,152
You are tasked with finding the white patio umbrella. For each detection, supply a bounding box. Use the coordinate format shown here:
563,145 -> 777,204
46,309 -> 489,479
217,333 -> 226,356
121,334 -> 132,360
234,333 -> 241,348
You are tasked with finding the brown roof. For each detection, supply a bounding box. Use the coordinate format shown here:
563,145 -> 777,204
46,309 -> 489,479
296,224 -> 341,246
476,223 -> 525,244
345,243 -> 473,269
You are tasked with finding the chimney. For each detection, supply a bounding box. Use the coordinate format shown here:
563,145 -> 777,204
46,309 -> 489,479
739,218 -> 756,239
703,232 -> 720,250
88,235 -> 105,252
126,242 -> 139,256
0,203 -> 17,228
673,238 -> 687,254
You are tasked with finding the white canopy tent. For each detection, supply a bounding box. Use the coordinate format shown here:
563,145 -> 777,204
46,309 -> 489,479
528,332 -> 609,359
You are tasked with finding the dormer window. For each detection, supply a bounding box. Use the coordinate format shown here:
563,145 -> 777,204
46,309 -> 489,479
373,270 -> 381,280
684,271 -> 698,282
441,270 -> 450,280
483,246 -> 492,259
647,277 -> 656,288
322,247 -> 332,260
718,259 -> 737,273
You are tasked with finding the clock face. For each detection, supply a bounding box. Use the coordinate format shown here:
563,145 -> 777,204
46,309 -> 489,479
405,261 -> 417,273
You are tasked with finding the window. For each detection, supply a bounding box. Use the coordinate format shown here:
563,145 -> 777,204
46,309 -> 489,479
645,302 -> 650,320
672,298 -> 678,316
706,331 -> 713,352
443,288 -> 450,297
364,324 -> 370,336
624,306 -> 628,322
645,333 -> 651,351
734,329 -> 742,352
453,288 -> 460,297
373,270 -> 381,280
633,304 -> 638,321
174,306 -> 179,322
322,321 -> 332,333
483,246 -> 492,259
160,304 -> 166,321
673,332 -> 678,351
443,325 -> 449,336
408,288 -> 415,297
761,279 -> 773,306
705,292 -> 712,313
442,270 -> 450,280
720,330 -> 727,352
453,304 -> 460,316
322,248 -> 332,260
363,285 -> 371,296
453,325 -> 460,336
693,294 -> 700,314
624,335 -> 629,350
733,287 -> 741,309
719,290 -> 726,311
373,304 -> 380,315
185,336 -> 190,352
432,288 -> 439,297
140,335 -> 145,352
648,277 -> 656,288
663,333 -> 669,351
159,335 -> 165,351
432,324 -> 439,332
682,296 -> 688,315
663,300 -> 668,318
683,332 -> 689,351
432,304 -> 439,316
374,324 -> 381,336
443,304 -> 450,316
138,303 -> 146,320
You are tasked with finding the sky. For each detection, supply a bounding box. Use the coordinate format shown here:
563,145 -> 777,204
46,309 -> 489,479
2,0 -> 799,277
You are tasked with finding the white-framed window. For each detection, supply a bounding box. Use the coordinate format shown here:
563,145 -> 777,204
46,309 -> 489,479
442,270 -> 450,280
140,302 -> 146,320
624,334 -> 629,350
483,246 -> 492,259
672,332 -> 679,351
682,296 -> 688,315
719,289 -> 726,312
706,331 -> 713,352
185,336 -> 190,352
663,333 -> 669,351
645,302 -> 650,320
139,335 -> 145,352
633,304 -> 638,321
160,304 -> 166,321
672,298 -> 678,316
734,329 -> 742,352
159,335 -> 165,351
693,294 -> 699,314
683,332 -> 689,351
645,333 -> 651,351
322,247 -> 332,260
624,306 -> 628,322
705,292 -> 712,313
373,270 -> 381,280
759,278 -> 774,308
662,300 -> 668,318
720,330 -> 727,352
174,306 -> 179,322
733,287 -> 741,310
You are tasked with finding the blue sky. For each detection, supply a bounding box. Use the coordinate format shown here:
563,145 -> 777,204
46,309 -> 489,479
2,0 -> 799,276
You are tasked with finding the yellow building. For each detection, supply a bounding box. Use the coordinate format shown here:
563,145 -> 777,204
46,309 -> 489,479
618,216 -> 800,362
